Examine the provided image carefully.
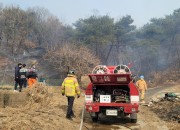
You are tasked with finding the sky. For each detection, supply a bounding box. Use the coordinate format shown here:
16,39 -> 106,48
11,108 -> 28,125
0,0 -> 180,27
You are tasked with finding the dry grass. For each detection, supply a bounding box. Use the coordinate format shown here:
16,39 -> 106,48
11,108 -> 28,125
0,85 -> 13,90
0,84 -> 83,130
80,75 -> 90,90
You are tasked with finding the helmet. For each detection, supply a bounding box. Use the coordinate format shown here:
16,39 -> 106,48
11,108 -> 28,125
140,75 -> 144,79
68,70 -> 75,75
22,64 -> 26,67
18,63 -> 22,66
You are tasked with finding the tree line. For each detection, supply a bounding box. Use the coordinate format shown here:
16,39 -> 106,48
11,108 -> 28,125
0,4 -> 179,83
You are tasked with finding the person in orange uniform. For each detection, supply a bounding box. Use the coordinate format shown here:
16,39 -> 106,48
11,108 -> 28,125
136,75 -> 147,104
27,64 -> 38,88
61,70 -> 81,120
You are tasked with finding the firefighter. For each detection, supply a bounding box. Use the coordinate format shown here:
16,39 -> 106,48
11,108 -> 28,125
14,63 -> 22,91
27,64 -> 38,88
136,75 -> 147,104
61,70 -> 81,120
19,64 -> 28,92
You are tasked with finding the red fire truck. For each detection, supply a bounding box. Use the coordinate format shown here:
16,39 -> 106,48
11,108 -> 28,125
85,65 -> 139,123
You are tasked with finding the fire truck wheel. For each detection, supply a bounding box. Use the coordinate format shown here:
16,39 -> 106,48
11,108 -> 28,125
130,113 -> 137,123
130,119 -> 137,123
92,117 -> 98,122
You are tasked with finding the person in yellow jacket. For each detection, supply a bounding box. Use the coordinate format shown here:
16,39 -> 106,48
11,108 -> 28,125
61,70 -> 81,120
136,75 -> 147,104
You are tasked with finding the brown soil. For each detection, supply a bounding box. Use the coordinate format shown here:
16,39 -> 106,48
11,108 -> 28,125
0,84 -> 84,130
149,85 -> 180,130
138,105 -> 169,130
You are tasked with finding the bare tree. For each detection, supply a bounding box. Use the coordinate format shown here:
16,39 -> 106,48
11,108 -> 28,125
43,43 -> 101,80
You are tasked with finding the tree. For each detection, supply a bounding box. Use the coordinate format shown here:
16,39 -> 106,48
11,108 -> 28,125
74,15 -> 114,44
43,43 -> 101,80
106,15 -> 136,64
1,6 -> 28,55
74,15 -> 114,60
114,15 -> 136,44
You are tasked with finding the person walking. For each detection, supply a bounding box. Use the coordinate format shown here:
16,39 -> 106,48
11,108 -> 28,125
136,75 -> 147,104
14,63 -> 22,91
27,64 -> 38,88
61,70 -> 81,120
19,64 -> 28,92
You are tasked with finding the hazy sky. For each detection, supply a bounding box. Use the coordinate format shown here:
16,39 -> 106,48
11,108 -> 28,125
1,0 -> 180,27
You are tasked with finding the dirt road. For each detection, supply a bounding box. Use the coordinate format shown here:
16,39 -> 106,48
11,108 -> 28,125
145,84 -> 175,102
82,85 -> 179,130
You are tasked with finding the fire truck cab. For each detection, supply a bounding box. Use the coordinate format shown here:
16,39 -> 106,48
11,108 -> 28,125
85,65 -> 139,123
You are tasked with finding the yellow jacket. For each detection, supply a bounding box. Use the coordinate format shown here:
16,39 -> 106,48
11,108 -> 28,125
136,79 -> 147,91
61,75 -> 80,97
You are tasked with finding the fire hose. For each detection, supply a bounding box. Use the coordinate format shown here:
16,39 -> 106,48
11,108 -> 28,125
79,102 -> 86,130
79,101 -> 90,130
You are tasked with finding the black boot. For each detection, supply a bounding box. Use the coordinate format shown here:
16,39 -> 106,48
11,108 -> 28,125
66,115 -> 73,121
71,114 -> 76,118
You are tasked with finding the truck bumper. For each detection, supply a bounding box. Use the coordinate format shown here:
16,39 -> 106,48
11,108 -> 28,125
85,102 -> 139,114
